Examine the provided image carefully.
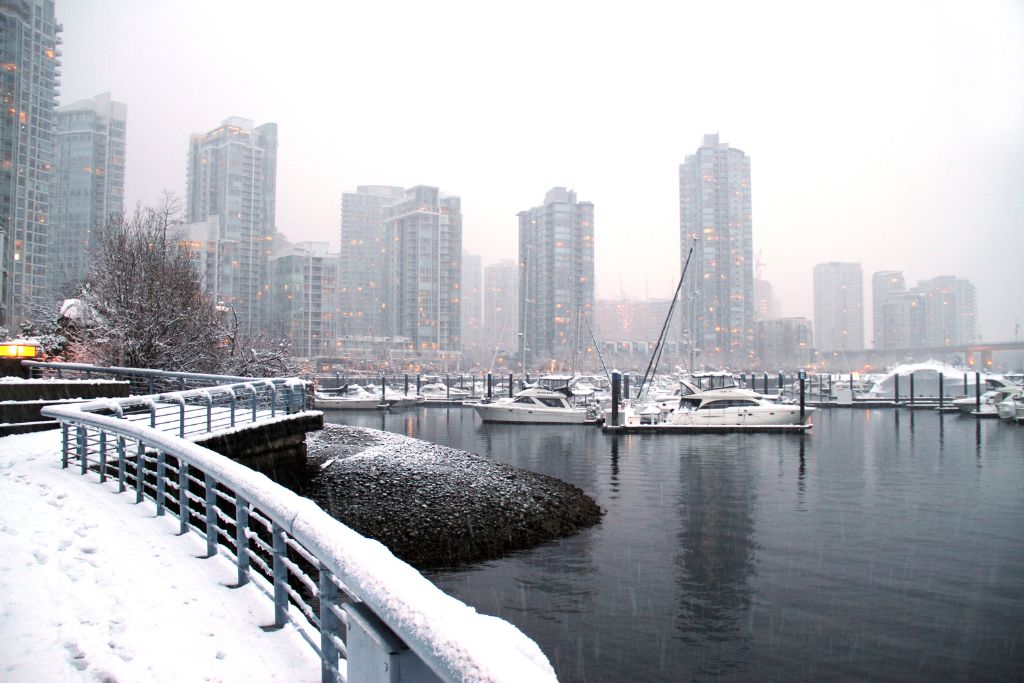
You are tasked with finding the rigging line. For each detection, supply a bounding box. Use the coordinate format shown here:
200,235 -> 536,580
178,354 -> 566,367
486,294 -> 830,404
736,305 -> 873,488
582,307 -> 612,386
636,240 -> 696,401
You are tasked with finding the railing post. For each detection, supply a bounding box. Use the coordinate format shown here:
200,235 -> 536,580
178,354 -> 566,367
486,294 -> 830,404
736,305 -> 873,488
508,373 -> 513,398
135,440 -> 145,504
179,462 -> 190,535
229,390 -> 237,427
319,564 -> 340,681
250,385 -> 258,423
204,472 -> 218,557
61,423 -> 69,469
206,394 -> 213,433
150,403 -> 157,429
77,426 -> 87,475
148,375 -> 154,395
270,386 -> 277,417
235,496 -> 250,586
156,451 -> 166,516
179,401 -> 186,438
344,602 -> 441,683
272,522 -> 288,627
98,431 -> 107,483
117,436 -> 126,493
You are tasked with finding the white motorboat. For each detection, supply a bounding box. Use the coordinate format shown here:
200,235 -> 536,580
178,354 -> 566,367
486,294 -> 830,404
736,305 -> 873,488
418,382 -> 472,401
473,387 -> 596,424
313,384 -> 382,410
952,385 -> 1023,417
669,393 -> 813,426
624,389 -> 813,427
996,394 -> 1019,420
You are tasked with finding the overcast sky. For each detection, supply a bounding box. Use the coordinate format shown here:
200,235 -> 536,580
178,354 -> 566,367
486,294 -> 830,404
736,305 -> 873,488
56,0 -> 1023,342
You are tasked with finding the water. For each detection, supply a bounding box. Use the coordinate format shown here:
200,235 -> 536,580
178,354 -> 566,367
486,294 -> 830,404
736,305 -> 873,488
324,407 -> 1024,681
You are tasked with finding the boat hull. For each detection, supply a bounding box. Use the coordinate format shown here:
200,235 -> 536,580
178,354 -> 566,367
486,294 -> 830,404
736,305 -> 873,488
473,403 -> 590,424
668,405 -> 813,427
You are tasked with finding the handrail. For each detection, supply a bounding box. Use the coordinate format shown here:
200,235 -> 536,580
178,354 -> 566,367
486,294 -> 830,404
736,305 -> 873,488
22,360 -> 267,385
41,388 -> 555,682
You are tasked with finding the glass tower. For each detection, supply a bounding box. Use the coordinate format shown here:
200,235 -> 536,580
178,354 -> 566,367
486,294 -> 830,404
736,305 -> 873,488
679,134 -> 753,369
186,117 -> 277,332
0,0 -> 60,324
50,92 -> 126,296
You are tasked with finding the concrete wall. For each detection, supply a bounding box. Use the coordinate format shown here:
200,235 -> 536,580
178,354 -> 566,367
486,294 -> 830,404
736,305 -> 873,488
192,412 -> 324,487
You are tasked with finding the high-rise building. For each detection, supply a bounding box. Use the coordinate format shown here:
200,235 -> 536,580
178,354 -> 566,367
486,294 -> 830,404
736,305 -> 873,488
679,134 -> 754,367
518,187 -> 594,369
880,290 -> 925,350
267,238 -> 339,360
384,186 -> 462,363
914,275 -> 976,347
871,271 -> 905,349
813,262 -> 864,351
186,117 -> 277,331
756,317 -> 813,369
50,92 -> 126,296
753,278 -> 775,321
482,258 -> 518,366
0,0 -> 60,324
461,250 -> 482,366
338,185 -> 404,341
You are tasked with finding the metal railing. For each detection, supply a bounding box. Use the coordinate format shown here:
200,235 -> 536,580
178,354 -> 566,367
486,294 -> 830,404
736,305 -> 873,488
41,385 -> 555,683
22,360 -> 276,396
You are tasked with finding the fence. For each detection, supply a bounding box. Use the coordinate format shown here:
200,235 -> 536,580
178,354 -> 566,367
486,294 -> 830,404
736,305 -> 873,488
40,383 -> 554,683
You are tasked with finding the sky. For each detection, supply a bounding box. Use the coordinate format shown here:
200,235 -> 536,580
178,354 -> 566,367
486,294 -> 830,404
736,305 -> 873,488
55,0 -> 1024,342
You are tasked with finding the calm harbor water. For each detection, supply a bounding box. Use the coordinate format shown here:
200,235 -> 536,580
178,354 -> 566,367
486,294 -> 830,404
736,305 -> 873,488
324,406 -> 1024,682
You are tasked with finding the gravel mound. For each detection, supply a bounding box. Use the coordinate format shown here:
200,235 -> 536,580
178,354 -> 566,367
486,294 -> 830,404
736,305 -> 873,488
305,424 -> 602,569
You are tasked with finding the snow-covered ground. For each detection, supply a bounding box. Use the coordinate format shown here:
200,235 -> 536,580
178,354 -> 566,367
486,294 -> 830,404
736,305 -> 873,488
0,429 -> 320,682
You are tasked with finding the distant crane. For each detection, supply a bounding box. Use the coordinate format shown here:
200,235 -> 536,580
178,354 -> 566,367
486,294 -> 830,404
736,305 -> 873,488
755,250 -> 766,281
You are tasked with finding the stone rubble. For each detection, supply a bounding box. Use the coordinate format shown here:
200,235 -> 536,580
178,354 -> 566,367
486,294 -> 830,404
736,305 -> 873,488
304,424 -> 603,569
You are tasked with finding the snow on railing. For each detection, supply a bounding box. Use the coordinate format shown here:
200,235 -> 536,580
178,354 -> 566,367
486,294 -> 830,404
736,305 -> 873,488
21,360 -> 278,395
41,386 -> 556,683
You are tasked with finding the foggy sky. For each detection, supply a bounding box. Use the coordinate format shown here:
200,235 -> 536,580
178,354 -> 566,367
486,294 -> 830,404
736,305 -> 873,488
55,0 -> 1024,342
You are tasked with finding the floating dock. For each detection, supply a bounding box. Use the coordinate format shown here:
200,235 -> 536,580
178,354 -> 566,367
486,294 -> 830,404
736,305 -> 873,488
602,423 -> 811,434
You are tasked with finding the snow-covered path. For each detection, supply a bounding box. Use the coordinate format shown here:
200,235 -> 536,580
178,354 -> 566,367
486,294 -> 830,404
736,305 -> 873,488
0,429 -> 320,682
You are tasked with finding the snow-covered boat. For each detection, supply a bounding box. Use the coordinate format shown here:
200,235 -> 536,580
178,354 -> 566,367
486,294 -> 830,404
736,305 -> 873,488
953,385 -> 1023,417
418,382 -> 472,402
473,387 -> 596,424
363,384 -> 421,410
312,384 -> 382,410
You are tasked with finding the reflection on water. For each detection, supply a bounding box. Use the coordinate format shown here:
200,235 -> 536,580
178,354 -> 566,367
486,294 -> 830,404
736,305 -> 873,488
672,440 -> 756,678
324,407 -> 1024,682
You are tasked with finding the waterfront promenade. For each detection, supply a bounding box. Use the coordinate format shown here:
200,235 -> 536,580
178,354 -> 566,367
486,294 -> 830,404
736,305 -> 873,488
0,429 -> 320,682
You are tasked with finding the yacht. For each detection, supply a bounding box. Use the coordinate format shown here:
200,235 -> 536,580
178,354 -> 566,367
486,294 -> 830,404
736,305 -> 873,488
668,393 -> 813,427
312,384 -> 382,410
473,387 -> 597,424
624,389 -> 813,427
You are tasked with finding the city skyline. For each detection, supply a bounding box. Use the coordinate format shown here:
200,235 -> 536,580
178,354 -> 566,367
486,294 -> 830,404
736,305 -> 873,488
53,1 -> 1024,342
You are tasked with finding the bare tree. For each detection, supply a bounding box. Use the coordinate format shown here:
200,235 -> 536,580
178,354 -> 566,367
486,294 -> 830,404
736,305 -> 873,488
73,200 -> 224,373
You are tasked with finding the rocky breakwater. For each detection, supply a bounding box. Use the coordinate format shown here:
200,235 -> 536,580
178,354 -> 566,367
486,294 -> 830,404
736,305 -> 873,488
305,424 -> 602,569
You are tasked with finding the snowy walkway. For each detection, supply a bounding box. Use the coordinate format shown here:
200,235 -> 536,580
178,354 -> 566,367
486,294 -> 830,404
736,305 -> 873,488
0,429 -> 320,682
